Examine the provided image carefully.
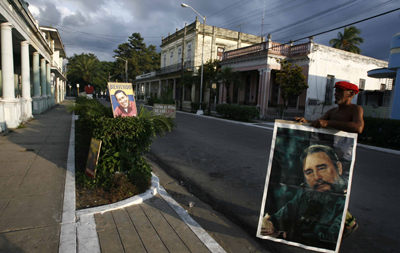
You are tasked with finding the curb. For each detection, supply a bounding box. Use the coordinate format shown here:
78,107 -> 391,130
59,110 -> 226,253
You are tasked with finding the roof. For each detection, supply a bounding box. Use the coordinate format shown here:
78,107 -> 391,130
40,26 -> 67,57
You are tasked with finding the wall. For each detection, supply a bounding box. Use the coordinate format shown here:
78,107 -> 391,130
305,43 -> 389,120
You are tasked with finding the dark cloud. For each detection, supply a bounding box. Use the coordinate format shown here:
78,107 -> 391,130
38,2 -> 62,25
62,10 -> 89,26
26,0 -> 400,61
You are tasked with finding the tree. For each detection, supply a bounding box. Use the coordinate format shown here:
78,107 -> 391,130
275,59 -> 308,110
329,26 -> 364,54
67,53 -> 106,92
114,33 -> 160,81
216,66 -> 243,104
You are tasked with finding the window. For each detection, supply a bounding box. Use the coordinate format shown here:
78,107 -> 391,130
163,53 -> 166,67
359,79 -> 365,90
170,50 -> 174,65
217,47 -> 224,61
178,47 -> 182,63
380,83 -> 386,91
324,75 -> 335,105
187,43 -> 192,62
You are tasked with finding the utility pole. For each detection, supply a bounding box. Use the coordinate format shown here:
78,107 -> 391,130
180,23 -> 187,111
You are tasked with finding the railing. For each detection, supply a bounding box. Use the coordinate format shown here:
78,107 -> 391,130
156,61 -> 195,75
223,41 -> 310,60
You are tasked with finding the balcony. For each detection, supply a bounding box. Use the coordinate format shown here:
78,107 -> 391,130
223,41 -> 311,61
156,61 -> 195,75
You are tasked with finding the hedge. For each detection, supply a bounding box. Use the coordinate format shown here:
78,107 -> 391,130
216,104 -> 259,122
359,117 -> 400,150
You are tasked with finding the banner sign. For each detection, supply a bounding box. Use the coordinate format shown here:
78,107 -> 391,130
85,138 -> 102,179
153,104 -> 176,118
257,120 -> 358,253
107,82 -> 137,118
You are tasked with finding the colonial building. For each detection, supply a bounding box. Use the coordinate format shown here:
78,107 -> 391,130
134,17 -> 263,107
219,35 -> 393,119
0,0 -> 67,132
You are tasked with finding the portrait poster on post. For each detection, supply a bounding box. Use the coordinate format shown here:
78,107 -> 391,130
257,120 -> 358,253
107,82 -> 137,118
153,104 -> 176,118
85,138 -> 102,179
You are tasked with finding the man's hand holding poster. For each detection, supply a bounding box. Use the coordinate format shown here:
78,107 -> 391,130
257,120 -> 357,253
108,82 -> 137,118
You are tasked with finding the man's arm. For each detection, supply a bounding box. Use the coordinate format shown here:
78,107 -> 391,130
311,106 -> 364,134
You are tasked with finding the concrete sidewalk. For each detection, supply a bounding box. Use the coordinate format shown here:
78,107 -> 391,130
0,101 -> 226,252
0,102 -> 71,252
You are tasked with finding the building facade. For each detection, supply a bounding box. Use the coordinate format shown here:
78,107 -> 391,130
134,18 -> 263,107
0,0 -> 67,132
219,36 -> 392,119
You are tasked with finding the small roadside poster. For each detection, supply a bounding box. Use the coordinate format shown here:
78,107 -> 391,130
85,138 -> 102,179
107,82 -> 137,118
153,104 -> 176,118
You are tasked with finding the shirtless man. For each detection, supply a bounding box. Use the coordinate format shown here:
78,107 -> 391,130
295,80 -> 363,237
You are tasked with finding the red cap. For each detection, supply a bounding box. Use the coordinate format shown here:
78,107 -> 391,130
334,81 -> 359,94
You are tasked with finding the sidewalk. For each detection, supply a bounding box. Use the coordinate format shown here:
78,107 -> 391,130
0,101 -> 227,252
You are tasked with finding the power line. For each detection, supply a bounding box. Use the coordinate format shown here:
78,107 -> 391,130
275,1 -> 399,42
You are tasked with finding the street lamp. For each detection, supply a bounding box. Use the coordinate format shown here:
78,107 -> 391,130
181,3 -> 206,115
68,84 -> 71,96
114,56 -> 128,82
76,83 -> 79,94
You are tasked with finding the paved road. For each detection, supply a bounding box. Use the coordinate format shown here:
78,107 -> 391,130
148,109 -> 400,253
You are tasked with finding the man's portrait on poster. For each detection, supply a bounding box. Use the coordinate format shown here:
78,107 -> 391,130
113,90 -> 137,117
259,125 -> 356,251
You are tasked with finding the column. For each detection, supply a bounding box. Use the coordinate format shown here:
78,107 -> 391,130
1,23 -> 15,100
21,41 -> 32,120
173,78 -> 176,99
32,52 -> 41,114
41,59 -> 47,96
158,80 -> 162,98
262,68 -> 271,118
257,69 -> 264,107
149,82 -> 152,97
1,22 -> 19,129
135,82 -> 138,100
56,78 -> 60,103
46,63 -> 51,106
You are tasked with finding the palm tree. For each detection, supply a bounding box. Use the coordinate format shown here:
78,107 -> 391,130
216,66 -> 243,104
67,53 -> 102,86
329,26 -> 364,54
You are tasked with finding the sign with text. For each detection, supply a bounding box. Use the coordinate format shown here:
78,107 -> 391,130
153,104 -> 176,118
257,120 -> 358,253
107,82 -> 137,118
85,138 -> 102,179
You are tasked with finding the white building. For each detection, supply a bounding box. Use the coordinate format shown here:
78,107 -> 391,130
0,0 -> 67,132
134,17 -> 263,107
219,36 -> 392,119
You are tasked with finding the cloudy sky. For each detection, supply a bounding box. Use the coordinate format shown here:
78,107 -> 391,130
27,0 -> 399,62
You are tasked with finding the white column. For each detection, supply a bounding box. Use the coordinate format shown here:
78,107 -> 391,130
41,59 -> 47,97
21,41 -> 32,119
149,82 -> 152,97
1,22 -> 20,128
158,80 -> 162,98
55,78 -> 60,103
33,52 -> 40,97
1,23 -> 15,100
46,63 -> 51,102
173,78 -> 176,99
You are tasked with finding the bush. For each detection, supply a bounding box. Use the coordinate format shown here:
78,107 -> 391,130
147,96 -> 161,106
216,104 -> 259,122
190,102 -> 207,112
359,117 -> 400,150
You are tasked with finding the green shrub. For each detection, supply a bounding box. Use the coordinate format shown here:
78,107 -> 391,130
147,96 -> 161,106
216,104 -> 259,122
91,116 -> 154,189
190,102 -> 207,112
359,117 -> 400,150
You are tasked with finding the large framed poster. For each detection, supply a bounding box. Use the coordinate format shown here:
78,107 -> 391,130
257,120 -> 358,253
108,82 -> 137,118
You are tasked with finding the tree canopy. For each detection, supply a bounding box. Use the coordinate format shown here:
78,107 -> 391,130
329,26 -> 364,54
67,53 -> 108,92
275,59 -> 308,110
216,66 -> 243,104
114,33 -> 160,81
